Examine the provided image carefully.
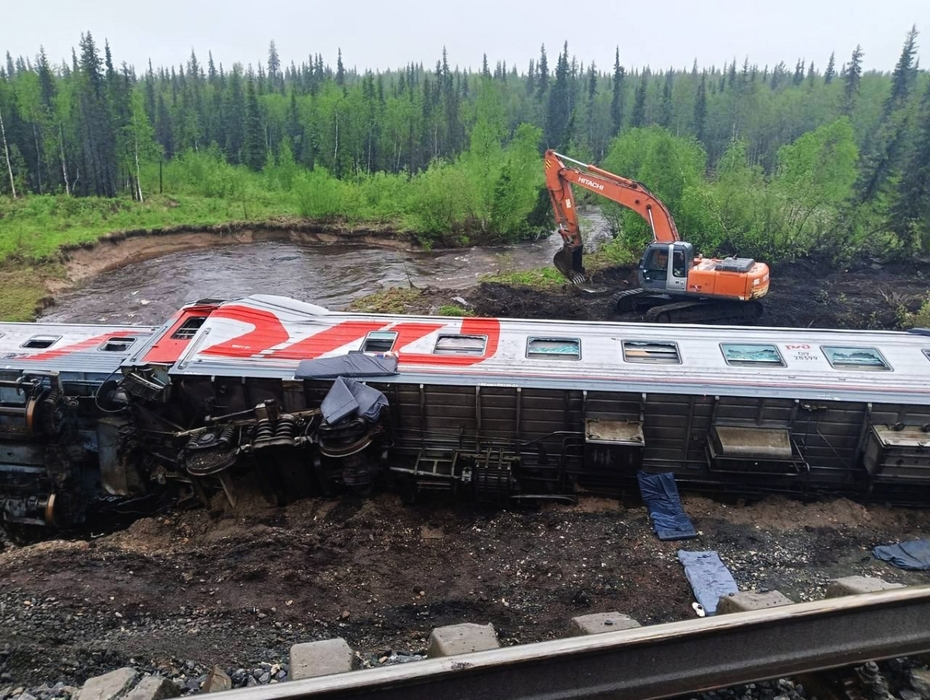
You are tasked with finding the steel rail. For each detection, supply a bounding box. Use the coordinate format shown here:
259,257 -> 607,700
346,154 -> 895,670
224,586 -> 930,700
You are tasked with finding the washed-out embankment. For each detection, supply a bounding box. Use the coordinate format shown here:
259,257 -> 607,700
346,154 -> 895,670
52,221 -> 414,292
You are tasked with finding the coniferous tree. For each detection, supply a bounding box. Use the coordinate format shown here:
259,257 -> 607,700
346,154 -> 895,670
586,63 -> 597,103
659,70 -> 673,127
154,92 -> 174,158
544,43 -> 572,149
881,25 -> 919,118
242,76 -> 266,170
770,61 -> 786,89
824,52 -> 836,85
267,40 -> 281,92
536,44 -> 549,98
143,61 -> 157,124
889,82 -> 930,250
693,71 -> 707,142
335,49 -> 345,87
223,65 -> 245,163
286,88 -> 305,164
856,29 -> 920,204
609,47 -> 625,134
75,32 -> 117,196
631,71 -> 647,127
525,59 -> 536,95
842,45 -> 863,114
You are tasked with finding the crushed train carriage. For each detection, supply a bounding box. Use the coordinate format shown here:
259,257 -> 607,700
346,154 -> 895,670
2,294 -> 930,532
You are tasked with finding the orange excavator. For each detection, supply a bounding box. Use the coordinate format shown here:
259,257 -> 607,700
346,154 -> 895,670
544,149 -> 770,323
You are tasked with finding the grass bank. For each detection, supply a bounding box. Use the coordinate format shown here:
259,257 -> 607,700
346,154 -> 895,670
0,193 -> 305,261
0,193 -> 409,321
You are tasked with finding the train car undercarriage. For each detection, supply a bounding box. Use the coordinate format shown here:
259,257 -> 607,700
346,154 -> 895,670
5,360 -> 930,539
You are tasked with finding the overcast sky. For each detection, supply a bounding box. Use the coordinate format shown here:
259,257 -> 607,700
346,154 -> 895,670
2,0 -> 927,76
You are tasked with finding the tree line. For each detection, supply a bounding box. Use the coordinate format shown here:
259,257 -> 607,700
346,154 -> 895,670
0,30 -> 928,259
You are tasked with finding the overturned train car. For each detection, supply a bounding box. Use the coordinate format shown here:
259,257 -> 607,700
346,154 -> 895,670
3,294 -> 930,532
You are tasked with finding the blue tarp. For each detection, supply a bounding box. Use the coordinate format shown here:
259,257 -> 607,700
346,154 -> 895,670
873,540 -> 930,571
677,550 -> 739,616
637,471 -> 697,541
320,377 -> 389,424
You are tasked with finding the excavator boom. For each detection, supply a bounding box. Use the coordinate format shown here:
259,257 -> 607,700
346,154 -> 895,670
544,149 -> 680,282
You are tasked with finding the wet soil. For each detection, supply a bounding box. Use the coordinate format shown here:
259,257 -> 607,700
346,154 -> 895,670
1,495 -> 929,687
463,258 -> 930,329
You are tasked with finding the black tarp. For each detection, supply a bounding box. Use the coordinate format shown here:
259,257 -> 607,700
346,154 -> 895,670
295,353 -> 398,379
320,376 -> 388,424
873,540 -> 930,571
637,471 -> 697,541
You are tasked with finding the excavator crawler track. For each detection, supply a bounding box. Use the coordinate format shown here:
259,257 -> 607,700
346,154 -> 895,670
612,288 -> 646,313
644,299 -> 764,324
613,289 -> 763,323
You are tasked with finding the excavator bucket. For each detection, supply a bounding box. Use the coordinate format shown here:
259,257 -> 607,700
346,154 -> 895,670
553,245 -> 587,287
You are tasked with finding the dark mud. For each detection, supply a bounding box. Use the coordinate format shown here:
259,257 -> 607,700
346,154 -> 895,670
1,495 -> 929,686
464,258 -> 930,329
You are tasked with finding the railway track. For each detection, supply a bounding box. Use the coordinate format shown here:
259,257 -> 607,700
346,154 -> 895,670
165,586 -> 930,700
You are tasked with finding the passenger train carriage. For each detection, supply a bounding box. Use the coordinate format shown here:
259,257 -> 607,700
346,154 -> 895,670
2,294 -> 930,532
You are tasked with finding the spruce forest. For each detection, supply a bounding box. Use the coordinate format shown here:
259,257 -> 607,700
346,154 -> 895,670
0,31 -> 929,264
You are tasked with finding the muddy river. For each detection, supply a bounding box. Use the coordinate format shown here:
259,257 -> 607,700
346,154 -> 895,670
41,234 -> 573,325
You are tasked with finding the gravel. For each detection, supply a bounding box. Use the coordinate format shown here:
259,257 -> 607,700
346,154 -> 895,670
0,493 -> 928,694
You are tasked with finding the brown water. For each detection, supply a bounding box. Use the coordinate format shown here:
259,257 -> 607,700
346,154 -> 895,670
41,236 -> 567,325
42,209 -> 614,325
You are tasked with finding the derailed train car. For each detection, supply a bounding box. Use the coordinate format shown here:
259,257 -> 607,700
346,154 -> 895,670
3,294 -> 930,533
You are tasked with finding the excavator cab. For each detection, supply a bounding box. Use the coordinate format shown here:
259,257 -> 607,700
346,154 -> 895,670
639,242 -> 694,292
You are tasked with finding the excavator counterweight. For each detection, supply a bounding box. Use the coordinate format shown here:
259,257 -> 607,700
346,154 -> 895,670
543,149 -> 770,323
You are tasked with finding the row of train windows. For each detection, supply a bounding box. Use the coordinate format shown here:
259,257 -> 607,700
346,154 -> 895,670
361,331 -> 915,370
16,335 -> 137,352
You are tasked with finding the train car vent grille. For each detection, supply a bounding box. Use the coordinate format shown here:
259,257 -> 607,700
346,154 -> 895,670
433,335 -> 487,355
171,317 -> 207,340
100,337 -> 136,352
721,343 -> 785,367
527,337 -> 581,360
362,331 -> 397,353
22,335 -> 61,349
622,340 -> 680,364
822,346 -> 890,371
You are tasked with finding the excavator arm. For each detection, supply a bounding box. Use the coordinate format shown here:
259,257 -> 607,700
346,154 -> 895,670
544,149 -> 680,284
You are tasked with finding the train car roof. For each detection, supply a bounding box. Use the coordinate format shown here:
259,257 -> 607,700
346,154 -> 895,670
144,295 -> 930,405
0,322 -> 158,377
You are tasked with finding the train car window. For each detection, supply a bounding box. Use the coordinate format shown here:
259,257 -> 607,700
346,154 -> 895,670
433,335 -> 487,355
622,340 -> 680,364
362,331 -> 398,353
527,337 -> 581,360
720,343 -> 785,367
822,346 -> 890,371
99,336 -> 137,352
171,317 -> 207,340
924,349 -> 930,362
21,335 -> 61,349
